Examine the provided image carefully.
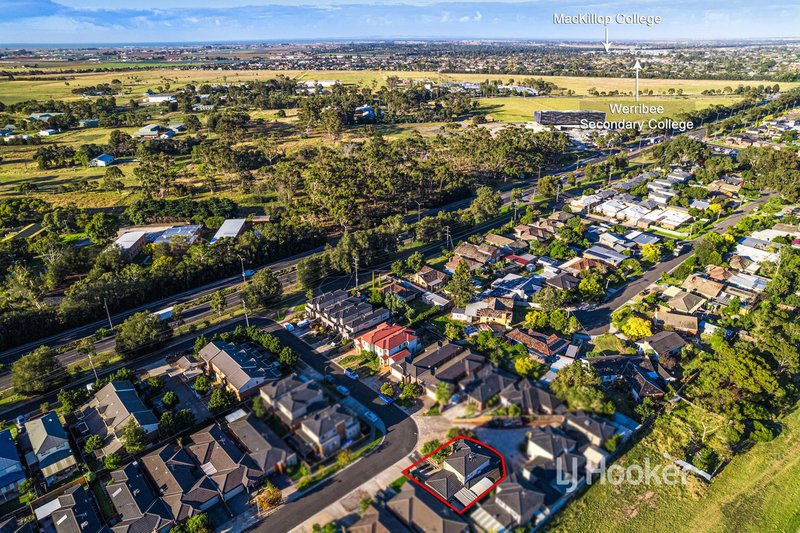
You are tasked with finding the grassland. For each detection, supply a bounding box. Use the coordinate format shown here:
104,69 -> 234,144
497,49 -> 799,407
546,406 -> 800,533
2,69 -> 797,105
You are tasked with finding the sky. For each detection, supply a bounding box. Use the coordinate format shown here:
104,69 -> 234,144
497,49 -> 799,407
0,0 -> 798,44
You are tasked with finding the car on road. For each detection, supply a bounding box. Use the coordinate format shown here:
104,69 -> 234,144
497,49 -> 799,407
344,368 -> 359,380
324,374 -> 335,384
378,394 -> 395,404
335,385 -> 350,396
365,411 -> 379,423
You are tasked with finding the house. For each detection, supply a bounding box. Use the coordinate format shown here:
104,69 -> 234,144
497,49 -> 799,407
197,341 -> 274,400
411,266 -> 449,292
520,425 -> 585,492
463,369 -> 518,409
90,154 -> 115,167
667,290 -> 706,314
452,297 -> 514,327
598,233 -> 635,254
514,224 -> 552,244
226,412 -> 297,475
112,231 -> 147,259
735,237 -> 783,264
186,424 -> 264,499
47,485 -> 108,533
705,264 -> 736,282
638,331 -> 686,359
385,484 -> 467,533
527,425 -> 576,461
506,328 -> 571,363
389,343 -> 486,400
75,381 -> 159,455
141,445 -> 220,521
259,374 -> 325,427
354,322 -> 420,366
488,274 -> 541,300
545,273 -> 580,292
152,225 -> 203,246
107,462 -> 174,533
441,439 -> 495,487
133,124 -> 172,139
145,94 -> 177,104
0,430 -> 25,500
349,503 -> 410,533
707,176 -> 743,195
483,233 -> 516,249
564,412 -> 616,447
444,255 -> 483,274
23,412 -> 77,486
583,245 -> 626,268
210,219 -> 248,243
499,380 -> 563,416
305,290 -> 392,338
471,474 -> 547,531
624,230 -> 661,248
376,281 -> 418,302
297,405 -> 360,458
681,274 -> 724,299
654,310 -> 699,335
587,356 -> 668,401
728,272 -> 769,293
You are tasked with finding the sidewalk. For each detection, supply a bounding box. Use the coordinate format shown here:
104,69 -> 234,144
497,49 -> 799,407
288,457 -> 408,533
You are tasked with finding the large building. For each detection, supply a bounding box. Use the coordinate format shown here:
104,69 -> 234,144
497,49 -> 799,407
533,110 -> 606,128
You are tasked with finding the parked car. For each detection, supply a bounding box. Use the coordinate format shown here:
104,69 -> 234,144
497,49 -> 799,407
344,368 -> 359,380
365,411 -> 379,423
336,385 -> 350,396
324,374 -> 335,384
378,394 -> 395,404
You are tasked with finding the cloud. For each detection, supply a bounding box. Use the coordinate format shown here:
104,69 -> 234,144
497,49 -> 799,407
0,0 -> 797,43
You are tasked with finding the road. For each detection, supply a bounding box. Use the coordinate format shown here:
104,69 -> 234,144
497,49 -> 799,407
574,193 -> 769,334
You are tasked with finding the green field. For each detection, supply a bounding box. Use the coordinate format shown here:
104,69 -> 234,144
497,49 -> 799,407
547,406 -> 800,532
1,68 -> 796,105
479,95 -> 745,122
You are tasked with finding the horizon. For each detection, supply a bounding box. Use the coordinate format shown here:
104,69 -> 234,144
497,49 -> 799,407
1,0 -> 799,44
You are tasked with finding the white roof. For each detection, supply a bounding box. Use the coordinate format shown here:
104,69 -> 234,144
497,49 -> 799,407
211,219 -> 247,243
114,231 -> 146,249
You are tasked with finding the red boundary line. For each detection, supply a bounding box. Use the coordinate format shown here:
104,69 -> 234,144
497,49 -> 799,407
401,435 -> 508,514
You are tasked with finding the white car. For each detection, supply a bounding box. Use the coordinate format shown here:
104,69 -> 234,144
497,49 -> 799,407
344,368 -> 359,380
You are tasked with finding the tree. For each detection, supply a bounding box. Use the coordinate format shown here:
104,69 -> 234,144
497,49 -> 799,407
538,174 -> 559,198
159,409 -> 195,437
279,346 -> 298,366
524,310 -> 548,330
102,166 -> 125,193
57,387 -> 89,414
184,115 -> 202,132
470,186 -> 502,223
444,323 -> 462,340
208,387 -> 236,413
194,374 -> 211,395
182,513 -> 210,533
84,435 -> 104,454
162,391 -> 179,410
550,363 -> 613,415
619,316 -> 652,341
210,291 -> 226,316
549,309 -> 568,334
104,452 -> 124,470
336,449 -> 353,468
445,259 -> 474,308
4,264 -> 44,310
435,382 -> 452,405
578,275 -> 605,302
514,356 -> 537,378
12,345 -> 65,394
115,312 -> 170,357
641,243 -> 661,264
255,482 -> 282,512
242,269 -> 283,308
121,419 -> 147,454
252,396 -> 268,418
400,382 -> 422,400
379,383 -> 395,397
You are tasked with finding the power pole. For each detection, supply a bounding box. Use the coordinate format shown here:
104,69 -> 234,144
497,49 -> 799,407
87,351 -> 98,382
241,298 -> 250,327
353,254 -> 359,289
103,297 -> 113,331
239,256 -> 247,284
445,225 -> 453,249
513,201 -> 518,222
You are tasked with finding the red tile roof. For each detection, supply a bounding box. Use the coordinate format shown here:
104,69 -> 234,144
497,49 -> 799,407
356,322 -> 417,352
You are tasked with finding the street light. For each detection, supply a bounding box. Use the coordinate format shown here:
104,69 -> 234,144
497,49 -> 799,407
239,256 -> 247,284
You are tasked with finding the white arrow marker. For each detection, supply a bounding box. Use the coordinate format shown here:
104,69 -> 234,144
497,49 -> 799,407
602,27 -> 612,53
633,59 -> 642,101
